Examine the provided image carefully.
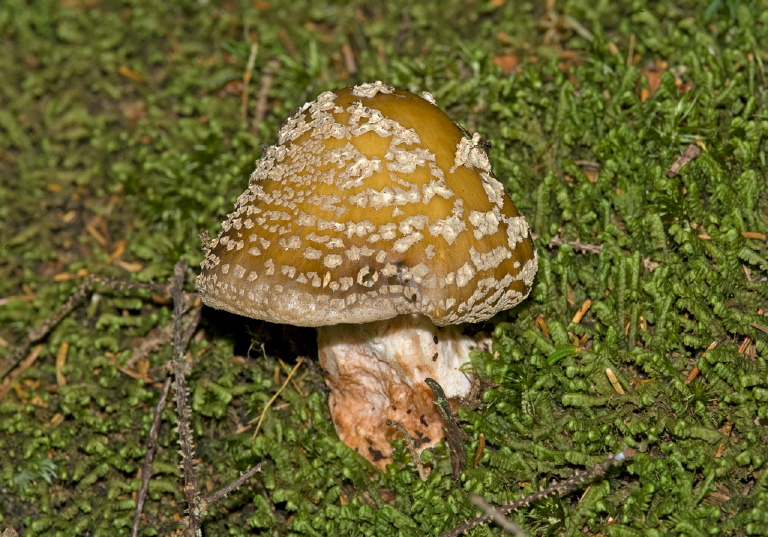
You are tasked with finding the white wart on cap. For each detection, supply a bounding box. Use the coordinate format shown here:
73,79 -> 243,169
197,81 -> 537,468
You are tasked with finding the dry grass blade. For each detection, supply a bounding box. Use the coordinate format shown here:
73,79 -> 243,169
249,358 -> 304,438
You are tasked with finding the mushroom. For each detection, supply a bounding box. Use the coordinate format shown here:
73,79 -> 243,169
197,81 -> 537,468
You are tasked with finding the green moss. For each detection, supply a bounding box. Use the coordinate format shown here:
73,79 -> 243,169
2,0 -> 768,535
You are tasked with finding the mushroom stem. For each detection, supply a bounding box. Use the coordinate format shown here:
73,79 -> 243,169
317,314 -> 478,468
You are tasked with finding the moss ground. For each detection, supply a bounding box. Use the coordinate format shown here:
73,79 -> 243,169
1,1 -> 767,535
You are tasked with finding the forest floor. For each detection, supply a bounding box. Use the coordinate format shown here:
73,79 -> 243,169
1,1 -> 767,536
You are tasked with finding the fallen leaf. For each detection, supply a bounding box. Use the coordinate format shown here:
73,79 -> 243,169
493,54 -> 520,75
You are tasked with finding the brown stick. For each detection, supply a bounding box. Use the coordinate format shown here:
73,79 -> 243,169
168,261 -> 203,531
666,144 -> 702,177
203,462 -> 263,506
547,235 -> 604,255
3,276 -> 172,382
132,297 -> 201,535
468,494 -> 527,537
387,419 -> 428,481
440,448 -> 636,537
131,375 -> 173,537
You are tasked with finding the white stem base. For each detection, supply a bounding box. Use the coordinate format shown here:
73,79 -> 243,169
317,314 -> 477,468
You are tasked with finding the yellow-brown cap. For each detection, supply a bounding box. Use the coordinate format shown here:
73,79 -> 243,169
197,81 -> 537,327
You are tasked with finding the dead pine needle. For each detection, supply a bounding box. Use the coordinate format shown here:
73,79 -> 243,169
571,299 -> 592,324
473,433 -> 486,469
605,368 -> 625,394
55,342 -> 69,387
278,357 -> 308,397
686,340 -> 719,385
250,358 -> 304,438
0,345 -> 44,401
241,38 -> 259,123
626,33 -> 636,67
750,322 -> 768,336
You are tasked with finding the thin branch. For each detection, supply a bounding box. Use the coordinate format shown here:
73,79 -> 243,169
3,276 -> 172,381
132,303 -> 201,537
469,494 -> 527,537
132,375 -> 173,537
203,462 -> 263,506
169,261 -> 202,532
3,275 -> 95,380
181,304 -> 203,350
440,448 -> 636,537
546,235 -> 660,272
666,143 -> 702,177
546,235 -> 603,255
387,419 -> 428,481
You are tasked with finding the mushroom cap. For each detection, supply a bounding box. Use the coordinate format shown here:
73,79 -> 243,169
197,81 -> 537,327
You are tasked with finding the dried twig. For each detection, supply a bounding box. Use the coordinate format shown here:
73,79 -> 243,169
547,235 -> 603,255
387,419 -> 428,481
468,494 -> 527,537
425,378 -> 465,478
203,462 -> 263,506
3,276 -> 171,381
133,296 -> 201,536
666,144 -> 702,177
132,375 -> 173,537
440,448 -> 636,537
168,261 -> 203,532
546,235 -> 660,272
